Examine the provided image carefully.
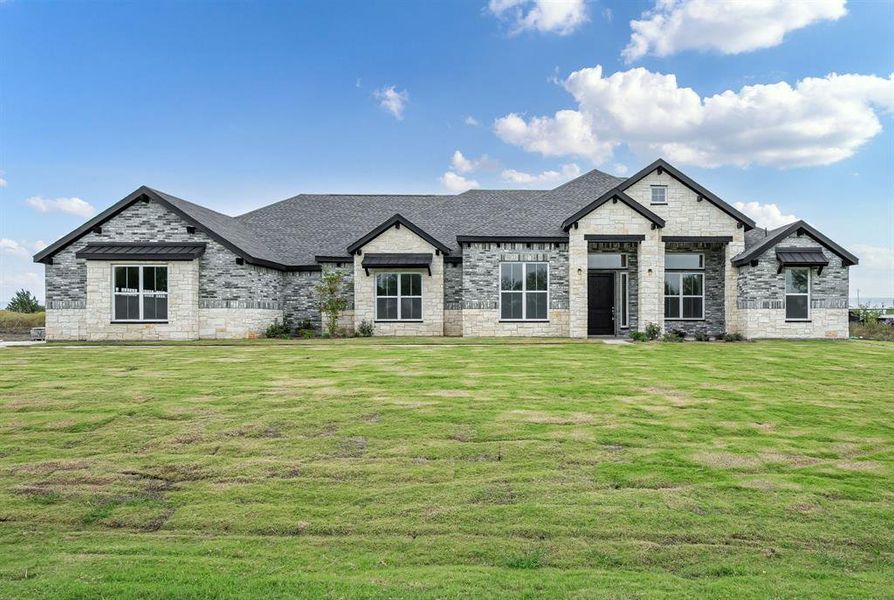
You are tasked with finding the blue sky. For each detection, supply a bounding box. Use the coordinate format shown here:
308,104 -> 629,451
1,0 -> 892,303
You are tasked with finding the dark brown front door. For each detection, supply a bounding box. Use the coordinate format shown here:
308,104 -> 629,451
588,273 -> 615,335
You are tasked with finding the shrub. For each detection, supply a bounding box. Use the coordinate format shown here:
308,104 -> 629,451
357,320 -> 375,337
849,305 -> 894,341
670,328 -> 687,339
295,318 -> 315,338
0,310 -> 45,333
661,331 -> 684,343
694,331 -> 711,342
629,331 -> 648,342
265,317 -> 292,339
6,289 -> 43,313
721,332 -> 746,342
316,271 -> 348,338
644,322 -> 662,341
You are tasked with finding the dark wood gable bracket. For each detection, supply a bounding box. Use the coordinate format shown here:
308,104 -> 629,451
561,189 -> 666,232
345,213 -> 452,257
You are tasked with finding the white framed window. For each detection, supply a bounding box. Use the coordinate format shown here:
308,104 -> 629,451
666,253 -> 704,270
587,253 -> 628,269
500,262 -> 548,321
650,185 -> 668,204
785,267 -> 810,321
112,265 -> 168,322
664,272 -> 704,320
620,272 -> 629,328
375,272 -> 422,321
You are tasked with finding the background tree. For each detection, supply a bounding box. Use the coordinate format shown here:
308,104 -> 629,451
316,271 -> 347,337
6,289 -> 43,313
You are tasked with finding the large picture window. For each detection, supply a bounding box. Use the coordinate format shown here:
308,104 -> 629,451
376,273 -> 422,321
113,265 -> 168,322
785,268 -> 810,320
500,262 -> 548,321
664,272 -> 704,319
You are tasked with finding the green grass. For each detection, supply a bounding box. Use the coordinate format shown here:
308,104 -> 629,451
0,339 -> 892,598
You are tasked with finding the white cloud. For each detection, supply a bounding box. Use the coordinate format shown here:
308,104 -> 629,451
26,195 -> 96,217
733,201 -> 798,229
494,65 -> 894,168
450,150 -> 497,174
439,171 -> 480,193
0,267 -> 44,306
623,0 -> 847,62
501,163 -> 581,185
0,238 -> 28,257
32,240 -> 47,253
374,85 -> 409,120
464,116 -> 480,127
0,176 -> 7,188
850,244 -> 894,301
612,163 -> 628,176
488,0 -> 588,36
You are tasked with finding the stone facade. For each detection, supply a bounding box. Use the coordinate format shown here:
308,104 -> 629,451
198,308 -> 284,339
737,232 -> 849,338
282,264 -> 354,333
460,241 -> 569,337
587,242 -> 639,334
352,224 -> 445,336
663,243 -> 725,337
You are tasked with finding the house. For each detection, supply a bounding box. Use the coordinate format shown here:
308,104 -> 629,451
33,159 -> 858,341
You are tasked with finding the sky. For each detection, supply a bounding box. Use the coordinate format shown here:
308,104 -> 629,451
1,0 -> 892,304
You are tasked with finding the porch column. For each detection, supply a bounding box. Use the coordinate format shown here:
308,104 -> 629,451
637,232 -> 664,331
568,226 -> 588,338
724,234 -> 745,334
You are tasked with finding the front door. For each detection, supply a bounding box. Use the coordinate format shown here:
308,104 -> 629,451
588,273 -> 615,335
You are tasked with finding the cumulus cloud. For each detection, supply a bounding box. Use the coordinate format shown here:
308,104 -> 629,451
733,201 -> 799,229
450,150 -> 497,174
439,171 -> 480,193
374,85 -> 409,120
623,0 -> 847,62
0,238 -> 28,257
501,163 -> 581,185
488,0 -> 588,36
0,176 -> 7,188
494,65 -> 894,168
25,195 -> 96,217
464,116 -> 480,126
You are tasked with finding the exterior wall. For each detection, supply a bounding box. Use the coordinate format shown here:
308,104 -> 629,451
443,261 -> 464,336
198,308 -> 283,339
282,264 -> 354,333
737,233 -> 849,339
352,225 -> 444,336
44,198 -> 284,340
625,169 -> 745,333
663,243 -> 725,337
569,201 -> 662,338
461,241 -> 569,337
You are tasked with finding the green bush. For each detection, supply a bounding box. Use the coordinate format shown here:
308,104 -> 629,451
0,310 -> 46,333
264,317 -> 293,339
849,305 -> 894,341
661,331 -> 684,343
722,332 -> 746,342
629,331 -> 648,342
295,318 -> 316,338
644,322 -> 662,341
694,331 -> 711,342
357,320 -> 375,337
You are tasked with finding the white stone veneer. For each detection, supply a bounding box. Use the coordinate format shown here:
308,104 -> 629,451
739,308 -> 848,339
444,309 -> 463,337
352,224 -> 445,336
462,309 -> 569,337
198,308 -> 282,339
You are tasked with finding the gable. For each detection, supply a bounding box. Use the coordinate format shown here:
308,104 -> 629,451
346,214 -> 451,255
562,190 -> 665,231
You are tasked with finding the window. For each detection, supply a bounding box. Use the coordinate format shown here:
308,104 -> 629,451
500,262 -> 548,321
785,268 -> 810,320
665,253 -> 703,270
665,272 -> 704,319
651,186 -> 667,204
113,265 -> 168,322
376,273 -> 422,321
587,253 -> 628,269
620,272 -> 629,328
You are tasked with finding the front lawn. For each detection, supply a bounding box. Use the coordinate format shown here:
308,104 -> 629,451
1,340 -> 892,598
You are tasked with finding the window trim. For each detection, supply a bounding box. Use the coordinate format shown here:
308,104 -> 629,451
665,252 -> 704,270
784,267 -> 811,322
110,264 -> 169,323
499,261 -> 550,322
374,271 -> 424,322
619,271 -> 629,329
664,271 -> 705,321
650,185 -> 668,205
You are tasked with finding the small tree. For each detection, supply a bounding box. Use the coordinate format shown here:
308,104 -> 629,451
316,271 -> 348,337
6,289 -> 42,313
